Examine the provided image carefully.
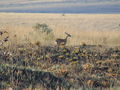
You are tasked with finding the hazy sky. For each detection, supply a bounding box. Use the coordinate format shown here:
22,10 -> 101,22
0,0 -> 120,13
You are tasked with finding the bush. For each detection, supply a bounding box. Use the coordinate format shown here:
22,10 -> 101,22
33,23 -> 52,34
31,23 -> 55,45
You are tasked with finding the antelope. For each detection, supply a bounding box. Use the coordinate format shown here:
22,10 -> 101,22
56,32 -> 71,46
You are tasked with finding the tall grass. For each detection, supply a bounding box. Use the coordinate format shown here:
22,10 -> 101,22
0,13 -> 120,46
3,24 -> 120,46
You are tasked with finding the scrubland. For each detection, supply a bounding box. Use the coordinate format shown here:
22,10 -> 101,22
0,13 -> 120,90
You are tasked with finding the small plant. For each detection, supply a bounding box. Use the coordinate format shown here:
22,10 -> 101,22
34,41 -> 41,47
82,42 -> 87,46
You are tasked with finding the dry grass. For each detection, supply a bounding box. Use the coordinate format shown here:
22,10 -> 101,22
1,13 -> 120,90
1,25 -> 120,46
0,13 -> 120,46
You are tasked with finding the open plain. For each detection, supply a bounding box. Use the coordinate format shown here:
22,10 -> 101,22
0,13 -> 120,46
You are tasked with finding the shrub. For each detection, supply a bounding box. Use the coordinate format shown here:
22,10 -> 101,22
31,23 -> 55,45
33,23 -> 52,34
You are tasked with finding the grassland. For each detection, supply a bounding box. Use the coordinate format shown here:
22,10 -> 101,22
0,13 -> 120,90
0,13 -> 120,46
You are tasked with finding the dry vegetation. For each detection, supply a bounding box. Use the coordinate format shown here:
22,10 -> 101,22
0,13 -> 120,46
0,13 -> 120,90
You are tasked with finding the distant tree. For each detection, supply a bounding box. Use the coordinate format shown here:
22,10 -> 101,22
62,13 -> 65,16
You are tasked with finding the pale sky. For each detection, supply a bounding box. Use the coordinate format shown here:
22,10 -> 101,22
0,0 -> 120,13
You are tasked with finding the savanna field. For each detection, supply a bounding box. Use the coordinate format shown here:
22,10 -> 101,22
0,13 -> 120,90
